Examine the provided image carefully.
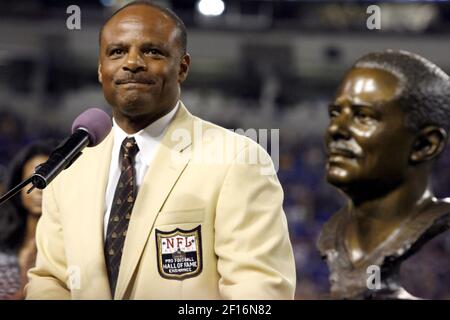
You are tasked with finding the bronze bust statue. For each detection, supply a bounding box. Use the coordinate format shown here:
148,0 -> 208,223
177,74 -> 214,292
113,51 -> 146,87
318,50 -> 450,299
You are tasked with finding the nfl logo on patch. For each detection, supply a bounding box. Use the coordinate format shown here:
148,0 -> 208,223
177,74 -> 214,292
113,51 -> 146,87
156,226 -> 203,280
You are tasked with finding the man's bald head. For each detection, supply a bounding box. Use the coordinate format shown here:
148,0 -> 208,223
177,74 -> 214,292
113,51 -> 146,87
99,1 -> 187,55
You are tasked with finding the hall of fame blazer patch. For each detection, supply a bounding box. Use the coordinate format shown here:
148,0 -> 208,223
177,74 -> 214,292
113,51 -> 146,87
155,225 -> 203,280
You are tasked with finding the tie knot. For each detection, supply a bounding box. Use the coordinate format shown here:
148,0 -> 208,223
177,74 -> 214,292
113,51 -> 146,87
121,137 -> 139,160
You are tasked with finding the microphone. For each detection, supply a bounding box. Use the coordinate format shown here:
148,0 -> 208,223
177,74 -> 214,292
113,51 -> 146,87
31,108 -> 112,190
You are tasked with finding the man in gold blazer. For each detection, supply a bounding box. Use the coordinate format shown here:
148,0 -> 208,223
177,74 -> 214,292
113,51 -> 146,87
25,1 -> 296,300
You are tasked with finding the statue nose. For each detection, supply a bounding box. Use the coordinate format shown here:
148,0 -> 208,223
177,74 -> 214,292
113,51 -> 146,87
327,113 -> 351,141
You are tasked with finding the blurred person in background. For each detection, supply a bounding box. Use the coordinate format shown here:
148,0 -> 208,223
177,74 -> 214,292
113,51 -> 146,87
0,140 -> 55,299
0,110 -> 30,167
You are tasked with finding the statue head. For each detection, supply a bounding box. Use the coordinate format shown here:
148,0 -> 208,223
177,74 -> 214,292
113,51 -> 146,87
325,50 -> 450,201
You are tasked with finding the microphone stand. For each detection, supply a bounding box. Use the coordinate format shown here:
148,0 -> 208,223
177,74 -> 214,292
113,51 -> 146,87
0,176 -> 35,207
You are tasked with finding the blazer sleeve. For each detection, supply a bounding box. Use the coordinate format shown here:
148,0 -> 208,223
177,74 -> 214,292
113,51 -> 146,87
25,181 -> 71,299
215,142 -> 296,299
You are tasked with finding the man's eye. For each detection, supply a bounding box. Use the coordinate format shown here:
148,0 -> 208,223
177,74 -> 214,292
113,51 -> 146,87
144,48 -> 162,56
110,49 -> 124,56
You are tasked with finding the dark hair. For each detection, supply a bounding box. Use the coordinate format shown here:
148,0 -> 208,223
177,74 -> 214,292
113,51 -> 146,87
99,0 -> 187,55
0,140 -> 56,251
353,49 -> 450,133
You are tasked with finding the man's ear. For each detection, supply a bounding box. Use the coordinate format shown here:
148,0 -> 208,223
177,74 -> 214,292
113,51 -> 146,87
98,64 -> 103,84
410,126 -> 448,163
178,53 -> 190,84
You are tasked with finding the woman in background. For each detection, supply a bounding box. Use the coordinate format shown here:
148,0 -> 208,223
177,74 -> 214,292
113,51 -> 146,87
0,140 -> 55,299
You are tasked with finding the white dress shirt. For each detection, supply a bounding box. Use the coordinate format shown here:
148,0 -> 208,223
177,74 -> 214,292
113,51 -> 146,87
103,102 -> 179,238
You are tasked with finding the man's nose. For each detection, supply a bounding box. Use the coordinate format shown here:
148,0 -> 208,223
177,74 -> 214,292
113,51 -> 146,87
327,112 -> 351,141
122,48 -> 146,73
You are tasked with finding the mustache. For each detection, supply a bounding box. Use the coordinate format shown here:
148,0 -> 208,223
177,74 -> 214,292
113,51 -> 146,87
115,74 -> 156,85
327,139 -> 363,158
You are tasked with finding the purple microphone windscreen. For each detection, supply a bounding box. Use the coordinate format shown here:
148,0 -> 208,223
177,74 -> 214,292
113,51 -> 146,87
71,108 -> 112,147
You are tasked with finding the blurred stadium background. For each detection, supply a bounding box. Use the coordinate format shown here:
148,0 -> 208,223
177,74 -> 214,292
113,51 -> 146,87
0,0 -> 449,299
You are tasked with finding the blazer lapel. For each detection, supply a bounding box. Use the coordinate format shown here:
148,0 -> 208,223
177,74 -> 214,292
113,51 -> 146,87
79,132 -> 113,299
115,103 -> 193,299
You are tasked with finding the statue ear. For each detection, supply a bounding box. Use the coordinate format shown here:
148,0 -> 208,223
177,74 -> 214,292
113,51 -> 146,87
410,126 -> 447,163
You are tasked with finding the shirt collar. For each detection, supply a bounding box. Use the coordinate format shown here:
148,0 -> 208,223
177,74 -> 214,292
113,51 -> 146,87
112,101 -> 179,165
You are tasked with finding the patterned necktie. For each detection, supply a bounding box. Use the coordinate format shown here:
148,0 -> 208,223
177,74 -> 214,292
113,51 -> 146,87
104,137 -> 139,296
